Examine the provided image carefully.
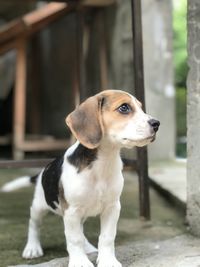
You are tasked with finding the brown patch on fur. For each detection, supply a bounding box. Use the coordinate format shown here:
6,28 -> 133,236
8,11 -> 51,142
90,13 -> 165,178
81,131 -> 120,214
101,92 -> 134,111
99,90 -> 136,134
66,96 -> 104,149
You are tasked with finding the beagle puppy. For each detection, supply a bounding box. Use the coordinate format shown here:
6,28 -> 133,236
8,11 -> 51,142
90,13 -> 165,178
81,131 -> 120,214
1,90 -> 160,267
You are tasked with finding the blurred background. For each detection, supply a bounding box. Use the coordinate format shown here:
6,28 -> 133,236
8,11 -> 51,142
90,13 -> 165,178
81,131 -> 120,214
0,0 -> 187,162
173,0 -> 187,158
0,1 -> 190,266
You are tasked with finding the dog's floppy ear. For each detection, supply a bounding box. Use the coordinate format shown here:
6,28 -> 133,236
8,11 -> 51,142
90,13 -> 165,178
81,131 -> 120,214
66,95 -> 104,149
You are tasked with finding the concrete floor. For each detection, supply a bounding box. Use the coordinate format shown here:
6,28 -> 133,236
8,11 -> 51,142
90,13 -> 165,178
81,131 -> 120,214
0,168 -> 190,267
149,159 -> 187,204
11,235 -> 200,267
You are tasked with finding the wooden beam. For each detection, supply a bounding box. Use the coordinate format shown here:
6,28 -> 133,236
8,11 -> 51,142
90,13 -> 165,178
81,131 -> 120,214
0,40 -> 18,55
23,2 -> 75,34
0,19 -> 26,45
0,2 -> 76,50
17,139 -> 69,151
0,159 -> 53,169
81,0 -> 115,6
13,39 -> 27,160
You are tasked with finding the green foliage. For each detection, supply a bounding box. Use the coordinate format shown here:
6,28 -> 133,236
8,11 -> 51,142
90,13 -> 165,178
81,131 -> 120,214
173,1 -> 187,157
176,87 -> 187,157
173,0 -> 187,87
176,87 -> 186,137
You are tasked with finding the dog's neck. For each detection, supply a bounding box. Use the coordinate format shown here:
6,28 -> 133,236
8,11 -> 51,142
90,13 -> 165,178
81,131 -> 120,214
98,138 -> 121,159
67,140 -> 122,174
96,140 -> 123,177
67,142 -> 97,173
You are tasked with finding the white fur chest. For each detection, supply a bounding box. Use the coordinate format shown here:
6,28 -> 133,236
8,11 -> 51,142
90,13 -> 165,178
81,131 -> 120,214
61,150 -> 124,218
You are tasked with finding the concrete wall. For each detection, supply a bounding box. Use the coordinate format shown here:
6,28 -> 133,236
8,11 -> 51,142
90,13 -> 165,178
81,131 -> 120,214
187,0 -> 200,235
36,0 -> 175,160
142,0 -> 175,161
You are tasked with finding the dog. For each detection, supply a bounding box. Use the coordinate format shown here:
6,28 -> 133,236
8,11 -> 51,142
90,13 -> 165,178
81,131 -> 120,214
1,90 -> 160,267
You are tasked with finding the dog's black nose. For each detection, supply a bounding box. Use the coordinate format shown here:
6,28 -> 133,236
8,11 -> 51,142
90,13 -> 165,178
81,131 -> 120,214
148,119 -> 160,132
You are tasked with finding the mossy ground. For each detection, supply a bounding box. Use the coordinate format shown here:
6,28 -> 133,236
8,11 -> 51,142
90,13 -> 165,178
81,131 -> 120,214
0,169 -> 186,267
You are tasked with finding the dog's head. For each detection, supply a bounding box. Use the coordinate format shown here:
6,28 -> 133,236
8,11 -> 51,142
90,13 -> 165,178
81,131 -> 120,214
66,90 -> 160,149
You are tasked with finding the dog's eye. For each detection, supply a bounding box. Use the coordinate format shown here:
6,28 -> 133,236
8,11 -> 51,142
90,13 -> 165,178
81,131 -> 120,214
118,103 -> 131,114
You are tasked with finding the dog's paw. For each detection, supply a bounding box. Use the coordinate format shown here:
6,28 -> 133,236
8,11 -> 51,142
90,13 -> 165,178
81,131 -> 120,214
97,256 -> 122,267
22,242 -> 43,259
69,255 -> 94,267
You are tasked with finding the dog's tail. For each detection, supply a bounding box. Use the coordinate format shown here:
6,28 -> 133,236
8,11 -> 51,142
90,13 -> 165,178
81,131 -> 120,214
0,175 -> 38,192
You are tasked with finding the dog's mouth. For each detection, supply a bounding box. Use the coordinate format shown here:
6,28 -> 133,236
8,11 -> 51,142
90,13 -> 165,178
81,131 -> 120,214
150,135 -> 156,142
123,134 -> 156,144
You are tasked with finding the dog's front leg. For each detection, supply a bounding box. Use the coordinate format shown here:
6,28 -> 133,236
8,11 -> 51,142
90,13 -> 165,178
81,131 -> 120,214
64,207 -> 94,267
97,201 -> 122,267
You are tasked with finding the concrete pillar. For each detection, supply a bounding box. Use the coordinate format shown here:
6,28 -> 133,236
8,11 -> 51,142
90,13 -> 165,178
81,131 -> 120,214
187,0 -> 200,235
142,0 -> 175,161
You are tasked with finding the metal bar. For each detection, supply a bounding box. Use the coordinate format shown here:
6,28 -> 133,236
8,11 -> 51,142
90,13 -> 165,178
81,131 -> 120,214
136,147 -> 150,219
122,158 -> 137,170
131,0 -> 150,220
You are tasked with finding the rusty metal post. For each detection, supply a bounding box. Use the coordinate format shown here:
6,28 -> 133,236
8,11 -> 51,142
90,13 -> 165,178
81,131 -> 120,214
131,0 -> 150,220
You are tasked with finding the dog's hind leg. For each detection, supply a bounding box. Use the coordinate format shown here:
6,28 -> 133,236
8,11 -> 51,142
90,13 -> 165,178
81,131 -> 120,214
22,179 -> 48,259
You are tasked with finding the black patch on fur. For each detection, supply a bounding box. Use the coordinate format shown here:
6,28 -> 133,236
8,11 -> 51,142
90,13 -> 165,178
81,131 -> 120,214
42,156 -> 64,210
100,96 -> 105,108
67,143 -> 97,173
30,175 -> 38,184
